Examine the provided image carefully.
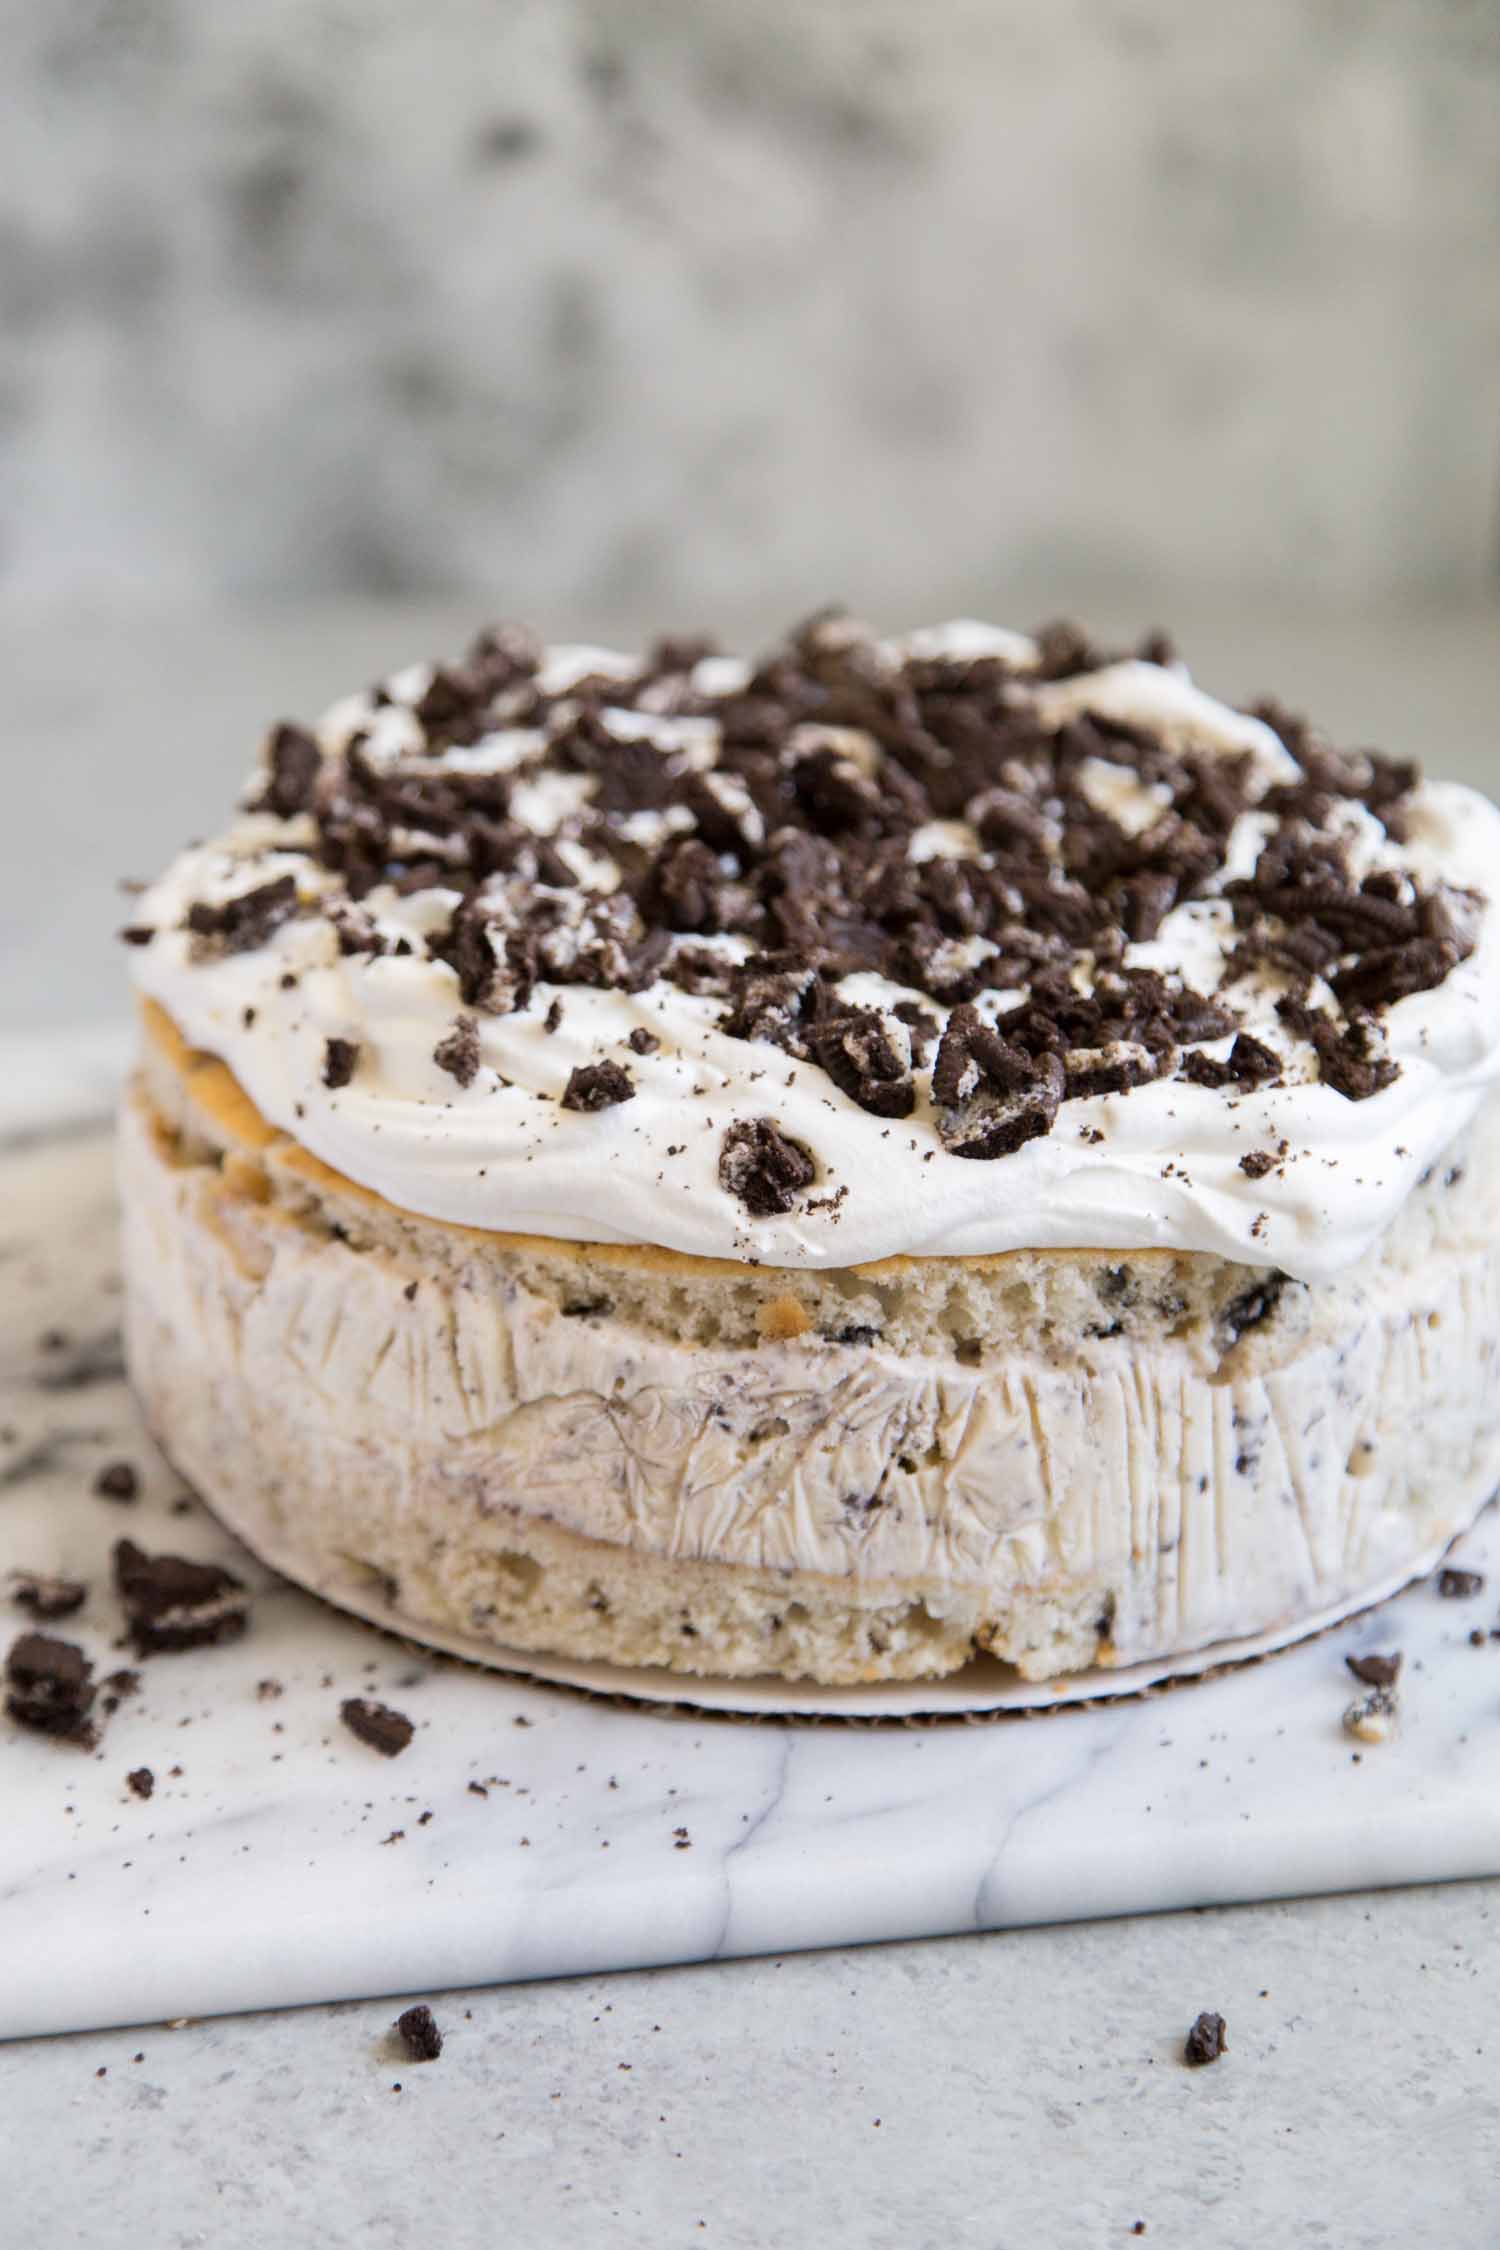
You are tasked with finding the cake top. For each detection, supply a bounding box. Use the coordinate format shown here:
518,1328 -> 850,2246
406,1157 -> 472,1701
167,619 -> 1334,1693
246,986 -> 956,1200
123,613 -> 1500,1279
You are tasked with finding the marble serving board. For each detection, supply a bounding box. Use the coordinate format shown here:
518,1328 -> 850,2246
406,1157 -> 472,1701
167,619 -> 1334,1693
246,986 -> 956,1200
4,1112 -> 1500,2042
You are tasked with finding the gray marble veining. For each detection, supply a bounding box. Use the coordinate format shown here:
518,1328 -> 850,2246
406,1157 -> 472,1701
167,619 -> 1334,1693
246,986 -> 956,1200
3,1118 -> 1499,2042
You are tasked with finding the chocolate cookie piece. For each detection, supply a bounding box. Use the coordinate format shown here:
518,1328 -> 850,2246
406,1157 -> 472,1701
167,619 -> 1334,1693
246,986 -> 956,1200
932,1006 -> 1066,1158
936,1052 -> 1066,1160
113,1539 -> 251,1654
395,2003 -> 444,2060
9,1571 -> 87,1621
261,723 -> 322,819
1062,1039 -> 1169,1102
1183,2012 -> 1228,2067
1345,1651 -> 1402,1688
1180,1033 -> 1281,1092
6,1632 -> 97,1744
810,1008 -> 915,1119
719,1118 -> 818,1217
322,1037 -> 361,1090
433,1015 -> 482,1088
340,1697 -> 415,1757
185,873 -> 299,956
561,1059 -> 635,1111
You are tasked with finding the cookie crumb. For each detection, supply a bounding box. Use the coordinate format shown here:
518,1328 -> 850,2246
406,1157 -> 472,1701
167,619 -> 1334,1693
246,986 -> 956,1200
5,1632 -> 97,1745
9,1571 -> 87,1621
114,1539 -> 250,1653
1344,1650 -> 1402,1689
396,2003 -> 443,2061
340,1697 -> 414,1757
322,1037 -> 360,1090
1183,2011 -> 1227,2067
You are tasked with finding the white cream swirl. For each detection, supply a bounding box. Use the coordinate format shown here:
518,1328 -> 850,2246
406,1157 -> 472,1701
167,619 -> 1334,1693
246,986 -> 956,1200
128,626 -> 1500,1281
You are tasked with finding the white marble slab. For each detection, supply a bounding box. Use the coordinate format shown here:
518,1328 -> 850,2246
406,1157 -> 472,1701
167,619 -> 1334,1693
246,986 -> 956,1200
3,1120 -> 1500,2043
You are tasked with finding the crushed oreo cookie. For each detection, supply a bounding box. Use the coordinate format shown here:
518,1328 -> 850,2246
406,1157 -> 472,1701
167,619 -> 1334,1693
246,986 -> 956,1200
433,1015 -> 482,1088
1437,1567 -> 1485,1599
1345,1650 -> 1402,1688
260,723 -> 323,819
1183,2012 -> 1228,2067
561,1059 -> 635,1112
1180,1032 -> 1281,1092
323,1037 -> 360,1090
6,1632 -> 96,1744
93,1460 -> 139,1503
9,1571 -> 87,1621
113,1539 -> 250,1654
719,1118 -> 818,1216
126,1766 -> 155,1800
184,873 -> 300,956
340,1697 -> 414,1756
395,2003 -> 443,2060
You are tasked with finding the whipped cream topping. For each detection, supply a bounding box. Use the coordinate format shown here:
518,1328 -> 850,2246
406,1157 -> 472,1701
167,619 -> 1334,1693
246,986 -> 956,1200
126,621 -> 1500,1280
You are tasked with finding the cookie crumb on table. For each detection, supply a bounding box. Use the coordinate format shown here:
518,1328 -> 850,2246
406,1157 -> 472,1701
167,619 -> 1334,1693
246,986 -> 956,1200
396,2003 -> 443,2061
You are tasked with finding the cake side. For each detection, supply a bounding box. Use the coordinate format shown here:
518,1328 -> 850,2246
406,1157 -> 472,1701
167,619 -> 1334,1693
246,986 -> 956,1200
122,1008 -> 1500,1684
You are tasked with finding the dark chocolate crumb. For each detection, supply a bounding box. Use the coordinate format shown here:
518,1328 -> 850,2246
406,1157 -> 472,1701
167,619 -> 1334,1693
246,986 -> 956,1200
1437,1567 -> 1485,1599
126,1766 -> 155,1800
1345,1650 -> 1402,1689
5,1632 -> 96,1744
93,1461 -> 139,1504
261,722 -> 322,819
561,1059 -> 635,1112
1238,1150 -> 1276,1180
1183,2012 -> 1227,2067
9,1571 -> 87,1621
113,1539 -> 250,1654
543,997 -> 564,1034
395,2003 -> 443,2061
184,873 -> 300,956
322,1037 -> 360,1090
718,1117 -> 817,1216
340,1697 -> 414,1757
626,1026 -> 660,1055
433,1015 -> 482,1088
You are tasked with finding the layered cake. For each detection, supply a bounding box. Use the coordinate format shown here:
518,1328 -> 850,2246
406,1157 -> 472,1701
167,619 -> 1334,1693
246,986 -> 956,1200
118,613 -> 1500,1685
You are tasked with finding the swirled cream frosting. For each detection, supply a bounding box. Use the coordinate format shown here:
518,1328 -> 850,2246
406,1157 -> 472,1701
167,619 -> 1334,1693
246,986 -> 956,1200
123,613 -> 1500,1281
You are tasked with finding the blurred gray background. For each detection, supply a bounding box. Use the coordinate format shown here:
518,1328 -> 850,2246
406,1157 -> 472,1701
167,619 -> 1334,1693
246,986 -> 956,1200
3,0 -> 1499,618
2,0 -> 1498,1038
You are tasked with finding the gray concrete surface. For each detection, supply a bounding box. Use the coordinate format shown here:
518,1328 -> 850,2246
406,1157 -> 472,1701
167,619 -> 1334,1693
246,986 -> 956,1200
6,1883 -> 1498,2247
